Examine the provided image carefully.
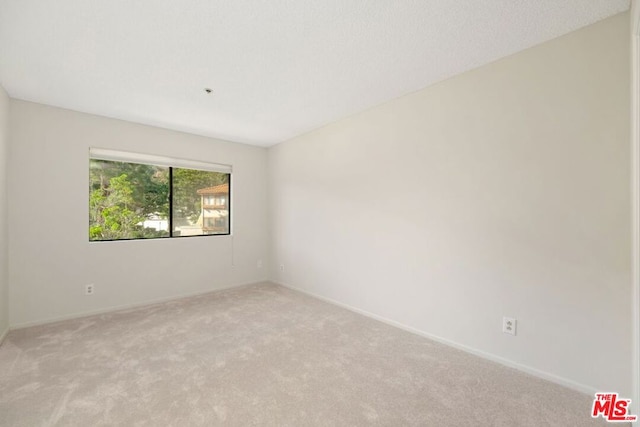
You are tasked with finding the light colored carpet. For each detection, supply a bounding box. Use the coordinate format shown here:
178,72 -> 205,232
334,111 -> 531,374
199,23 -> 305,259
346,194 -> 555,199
0,282 -> 611,426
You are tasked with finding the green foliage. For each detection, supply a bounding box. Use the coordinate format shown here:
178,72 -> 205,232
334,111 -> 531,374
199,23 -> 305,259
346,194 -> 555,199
90,160 -> 169,214
89,160 -> 229,240
89,160 -> 169,240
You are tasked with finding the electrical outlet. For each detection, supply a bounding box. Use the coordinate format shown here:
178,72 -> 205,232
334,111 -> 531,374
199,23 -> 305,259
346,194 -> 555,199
503,317 -> 516,336
279,264 -> 284,272
257,259 -> 263,268
85,284 -> 94,296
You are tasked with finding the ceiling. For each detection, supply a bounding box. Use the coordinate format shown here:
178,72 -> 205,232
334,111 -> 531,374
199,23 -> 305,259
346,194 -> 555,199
0,0 -> 631,147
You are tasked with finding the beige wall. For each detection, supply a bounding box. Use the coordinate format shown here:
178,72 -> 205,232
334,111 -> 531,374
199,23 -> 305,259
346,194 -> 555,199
268,13 -> 632,394
0,85 -> 9,341
8,101 -> 269,327
630,0 -> 640,417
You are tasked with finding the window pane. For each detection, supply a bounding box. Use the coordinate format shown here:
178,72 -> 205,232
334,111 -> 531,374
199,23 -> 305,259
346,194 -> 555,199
172,169 -> 230,236
89,159 -> 170,241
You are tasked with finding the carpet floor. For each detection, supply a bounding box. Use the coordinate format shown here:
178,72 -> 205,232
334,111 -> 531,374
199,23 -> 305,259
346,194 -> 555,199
0,282 -> 611,426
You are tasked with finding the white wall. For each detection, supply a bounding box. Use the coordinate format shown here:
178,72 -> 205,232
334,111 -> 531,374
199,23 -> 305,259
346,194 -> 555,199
8,101 -> 269,327
268,13 -> 632,394
631,0 -> 640,419
0,85 -> 9,341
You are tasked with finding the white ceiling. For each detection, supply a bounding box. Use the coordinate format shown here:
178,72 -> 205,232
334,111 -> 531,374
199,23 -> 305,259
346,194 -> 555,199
0,0 -> 631,147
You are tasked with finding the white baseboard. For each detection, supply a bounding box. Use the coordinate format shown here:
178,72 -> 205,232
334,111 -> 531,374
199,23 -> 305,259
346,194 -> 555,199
10,280 -> 267,330
8,278 -> 600,396
274,280 -> 598,396
0,326 -> 8,346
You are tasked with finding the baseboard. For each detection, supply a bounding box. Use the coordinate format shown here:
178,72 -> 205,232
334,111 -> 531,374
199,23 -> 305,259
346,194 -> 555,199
274,280 -> 598,396
0,326 -> 8,347
8,277 -> 600,396
10,280 -> 267,330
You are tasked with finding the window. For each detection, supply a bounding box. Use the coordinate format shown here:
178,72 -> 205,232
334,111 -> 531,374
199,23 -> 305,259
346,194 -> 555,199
89,149 -> 231,241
